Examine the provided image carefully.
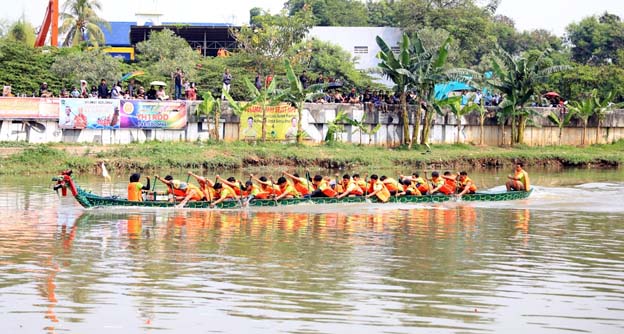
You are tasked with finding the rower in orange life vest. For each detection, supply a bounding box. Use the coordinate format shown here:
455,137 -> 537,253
380,175 -> 400,195
365,174 -> 391,202
210,182 -> 238,208
429,171 -> 456,195
335,174 -> 364,199
352,173 -> 368,194
397,178 -> 421,196
250,174 -> 282,198
506,162 -> 531,192
241,180 -> 263,205
156,174 -> 204,208
456,171 -> 477,196
127,173 -> 151,201
216,175 -> 244,196
273,176 -> 301,200
399,172 -> 429,194
187,171 -> 216,201
282,171 -> 312,198
310,174 -> 337,198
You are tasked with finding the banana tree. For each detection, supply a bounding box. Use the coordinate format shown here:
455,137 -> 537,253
593,90 -> 621,144
567,93 -> 596,146
488,47 -> 570,145
376,33 -> 414,147
406,34 -> 478,146
197,91 -> 222,141
280,59 -> 325,144
435,95 -> 478,144
348,113 -> 382,145
324,111 -> 351,143
547,108 -> 577,145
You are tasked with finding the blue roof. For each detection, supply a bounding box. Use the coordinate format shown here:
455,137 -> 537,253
101,21 -> 233,46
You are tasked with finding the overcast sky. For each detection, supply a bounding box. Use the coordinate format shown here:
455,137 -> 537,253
3,0 -> 623,36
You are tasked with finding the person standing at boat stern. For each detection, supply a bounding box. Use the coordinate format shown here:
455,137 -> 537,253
128,173 -> 150,201
506,162 -> 531,191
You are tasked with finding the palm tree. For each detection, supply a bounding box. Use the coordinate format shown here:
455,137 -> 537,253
376,33 -> 414,147
280,59 -> 324,144
60,0 -> 109,47
488,47 -> 569,145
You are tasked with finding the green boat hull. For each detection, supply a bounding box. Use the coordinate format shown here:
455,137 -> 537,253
72,186 -> 532,209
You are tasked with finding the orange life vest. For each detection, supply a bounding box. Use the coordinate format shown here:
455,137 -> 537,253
342,180 -> 364,196
317,180 -> 337,197
459,176 -> 477,193
370,180 -> 390,202
293,178 -> 311,196
383,178 -> 400,193
127,182 -> 143,201
280,183 -> 300,198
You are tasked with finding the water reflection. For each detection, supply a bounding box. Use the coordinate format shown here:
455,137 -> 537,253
1,176 -> 624,333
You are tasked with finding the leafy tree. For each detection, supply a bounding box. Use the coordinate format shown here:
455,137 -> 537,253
488,47 -> 569,145
135,29 -> 201,91
234,8 -> 314,73
6,20 -> 36,46
548,64 -> 624,103
59,0 -> 110,47
366,0 -> 396,26
566,12 -> 624,65
280,59 -> 325,144
288,39 -> 374,89
0,40 -> 59,96
50,48 -> 121,89
286,0 -> 369,26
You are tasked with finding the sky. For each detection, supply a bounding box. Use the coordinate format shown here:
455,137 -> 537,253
2,0 -> 624,36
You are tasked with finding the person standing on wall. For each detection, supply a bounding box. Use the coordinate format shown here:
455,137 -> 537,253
173,68 -> 183,100
221,68 -> 232,100
98,79 -> 109,99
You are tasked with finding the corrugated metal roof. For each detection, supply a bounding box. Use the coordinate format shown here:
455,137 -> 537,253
101,21 -> 233,46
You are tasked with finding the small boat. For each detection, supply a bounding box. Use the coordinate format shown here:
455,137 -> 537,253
53,170 -> 532,209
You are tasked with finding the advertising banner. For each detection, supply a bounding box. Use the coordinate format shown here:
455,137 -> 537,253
119,100 -> 187,129
59,98 -> 120,129
0,97 -> 59,119
239,104 -> 303,141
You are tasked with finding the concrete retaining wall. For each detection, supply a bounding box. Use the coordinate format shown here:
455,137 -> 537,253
1,99 -> 623,146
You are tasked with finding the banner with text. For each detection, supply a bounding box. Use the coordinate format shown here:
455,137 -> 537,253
59,99 -> 120,129
239,104 -> 306,141
0,97 -> 59,119
119,100 -> 187,129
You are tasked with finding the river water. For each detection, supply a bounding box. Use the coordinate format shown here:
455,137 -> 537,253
0,169 -> 623,333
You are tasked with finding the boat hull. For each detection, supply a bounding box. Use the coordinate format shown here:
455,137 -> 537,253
73,186 -> 532,209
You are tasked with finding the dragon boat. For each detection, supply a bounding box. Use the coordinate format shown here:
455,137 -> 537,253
53,170 -> 532,209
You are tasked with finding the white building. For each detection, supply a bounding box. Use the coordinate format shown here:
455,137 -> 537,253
308,27 -> 403,87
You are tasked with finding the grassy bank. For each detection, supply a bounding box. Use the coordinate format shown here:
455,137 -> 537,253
1,140 -> 623,175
